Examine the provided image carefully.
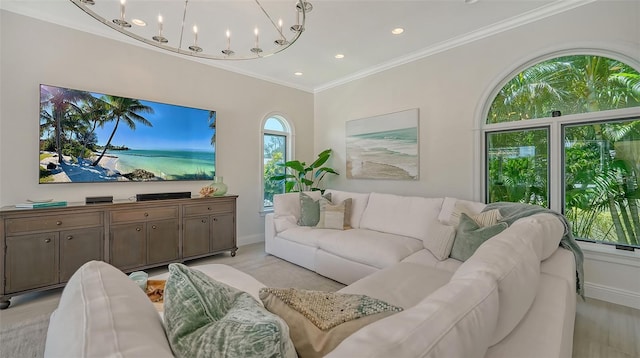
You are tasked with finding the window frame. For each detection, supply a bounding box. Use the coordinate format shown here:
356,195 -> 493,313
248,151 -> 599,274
260,113 -> 294,213
478,49 -> 640,250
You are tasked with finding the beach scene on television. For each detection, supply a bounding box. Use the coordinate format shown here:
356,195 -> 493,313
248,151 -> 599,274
346,108 -> 419,180
39,84 -> 216,184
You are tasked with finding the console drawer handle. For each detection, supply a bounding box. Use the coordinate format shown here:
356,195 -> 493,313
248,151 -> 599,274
152,225 -> 157,230
56,221 -> 62,226
201,219 -> 207,224
44,238 -> 51,243
144,213 -> 149,217
136,227 -> 142,232
67,236 -> 73,240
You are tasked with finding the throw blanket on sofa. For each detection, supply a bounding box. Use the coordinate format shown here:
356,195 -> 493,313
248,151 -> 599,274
483,202 -> 585,298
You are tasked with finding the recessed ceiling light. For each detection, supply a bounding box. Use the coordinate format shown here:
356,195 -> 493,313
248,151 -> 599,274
294,72 -> 303,76
391,27 -> 404,35
132,18 -> 146,26
335,54 -> 344,59
465,0 -> 479,4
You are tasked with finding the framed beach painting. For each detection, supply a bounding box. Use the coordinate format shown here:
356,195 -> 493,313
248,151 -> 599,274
346,108 -> 419,180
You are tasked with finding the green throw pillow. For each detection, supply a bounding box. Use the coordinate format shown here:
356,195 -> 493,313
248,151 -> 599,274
163,263 -> 296,358
299,192 -> 331,226
450,213 -> 508,261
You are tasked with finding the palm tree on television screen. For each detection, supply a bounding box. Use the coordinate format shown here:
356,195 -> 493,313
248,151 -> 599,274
41,86 -> 91,163
92,95 -> 154,166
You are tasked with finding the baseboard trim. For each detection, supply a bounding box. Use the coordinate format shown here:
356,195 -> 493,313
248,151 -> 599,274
585,282 -> 640,310
238,234 -> 264,247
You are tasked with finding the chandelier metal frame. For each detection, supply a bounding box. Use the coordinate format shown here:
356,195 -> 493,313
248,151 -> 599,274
69,0 -> 310,60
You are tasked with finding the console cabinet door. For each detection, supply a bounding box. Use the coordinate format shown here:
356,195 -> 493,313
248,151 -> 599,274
183,216 -> 211,258
59,227 -> 104,283
211,213 -> 235,252
147,219 -> 179,265
5,233 -> 59,293
110,223 -> 146,271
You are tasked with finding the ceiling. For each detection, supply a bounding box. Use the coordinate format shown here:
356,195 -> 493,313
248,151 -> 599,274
1,0 -> 594,93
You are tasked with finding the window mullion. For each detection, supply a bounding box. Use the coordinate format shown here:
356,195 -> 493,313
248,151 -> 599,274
549,122 -> 562,213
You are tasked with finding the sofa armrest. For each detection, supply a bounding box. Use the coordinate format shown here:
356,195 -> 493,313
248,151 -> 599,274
265,213 -> 277,254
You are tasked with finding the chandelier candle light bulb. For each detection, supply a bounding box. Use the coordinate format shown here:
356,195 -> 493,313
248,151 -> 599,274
189,25 -> 203,52
251,27 -> 262,54
222,29 -> 234,56
153,14 -> 168,43
112,0 -> 131,27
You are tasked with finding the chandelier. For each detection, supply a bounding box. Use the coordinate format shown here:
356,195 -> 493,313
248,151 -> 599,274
70,0 -> 312,60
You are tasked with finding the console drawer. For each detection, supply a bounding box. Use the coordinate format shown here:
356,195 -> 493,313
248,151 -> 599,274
183,201 -> 234,217
5,212 -> 103,235
110,206 -> 178,224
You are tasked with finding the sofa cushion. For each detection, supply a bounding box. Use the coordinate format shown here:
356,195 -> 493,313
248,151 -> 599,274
278,226 -> 342,247
338,262 -> 453,309
359,193 -> 443,241
450,213 -> 508,261
522,213 -> 565,260
274,215 -> 298,233
317,228 -> 424,269
438,197 -> 487,226
453,227 -> 542,345
326,272 -> 500,358
44,261 -> 174,358
325,190 -> 370,228
163,263 -> 296,358
259,288 -> 401,358
273,192 -> 304,219
401,249 -> 463,273
299,192 -> 331,226
422,221 -> 456,260
485,272 -> 575,358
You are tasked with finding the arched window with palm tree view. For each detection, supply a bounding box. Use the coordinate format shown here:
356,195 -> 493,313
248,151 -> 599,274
262,115 -> 292,210
484,53 -> 640,249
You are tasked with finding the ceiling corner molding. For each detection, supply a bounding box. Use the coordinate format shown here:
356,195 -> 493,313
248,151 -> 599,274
314,0 -> 597,93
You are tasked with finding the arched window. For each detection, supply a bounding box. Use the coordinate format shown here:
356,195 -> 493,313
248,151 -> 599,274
482,53 -> 640,249
262,114 -> 293,211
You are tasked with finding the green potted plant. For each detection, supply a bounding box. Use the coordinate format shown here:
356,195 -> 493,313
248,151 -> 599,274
269,149 -> 339,192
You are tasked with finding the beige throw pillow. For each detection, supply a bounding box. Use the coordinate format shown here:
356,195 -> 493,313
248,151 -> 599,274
316,198 -> 352,230
259,288 -> 402,358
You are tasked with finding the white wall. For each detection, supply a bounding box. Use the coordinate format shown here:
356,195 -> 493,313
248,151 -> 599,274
315,1 -> 640,308
0,10 -> 314,246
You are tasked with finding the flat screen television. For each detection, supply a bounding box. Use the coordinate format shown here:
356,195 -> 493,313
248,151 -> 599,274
39,84 -> 216,184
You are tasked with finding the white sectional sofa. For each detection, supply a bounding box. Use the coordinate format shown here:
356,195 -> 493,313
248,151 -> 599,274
265,190 -> 580,358
43,189 -> 580,358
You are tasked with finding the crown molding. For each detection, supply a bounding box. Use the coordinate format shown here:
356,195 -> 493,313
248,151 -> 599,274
314,0 -> 597,93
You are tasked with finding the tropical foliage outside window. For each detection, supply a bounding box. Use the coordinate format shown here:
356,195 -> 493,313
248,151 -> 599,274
263,116 -> 290,209
486,128 -> 548,207
485,54 -> 640,248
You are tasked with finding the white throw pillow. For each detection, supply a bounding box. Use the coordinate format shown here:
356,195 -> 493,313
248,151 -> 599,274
438,197 -> 487,226
44,261 -> 173,358
423,221 -> 457,260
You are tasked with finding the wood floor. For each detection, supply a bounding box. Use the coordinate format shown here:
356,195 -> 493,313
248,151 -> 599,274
0,242 -> 638,358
